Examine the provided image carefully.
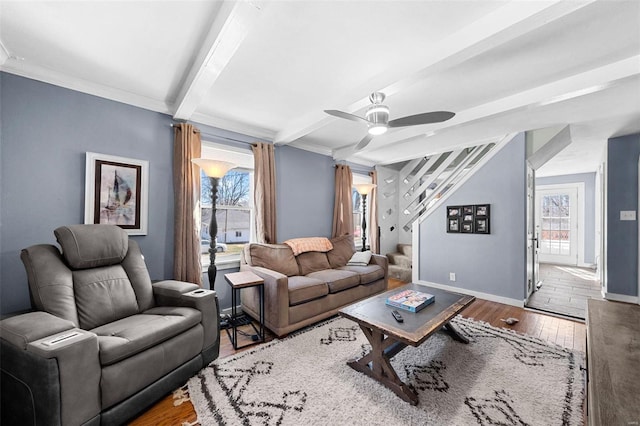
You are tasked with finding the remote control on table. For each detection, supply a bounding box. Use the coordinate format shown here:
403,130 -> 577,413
391,310 -> 404,323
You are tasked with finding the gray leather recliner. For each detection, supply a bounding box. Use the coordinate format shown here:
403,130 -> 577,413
0,224 -> 219,425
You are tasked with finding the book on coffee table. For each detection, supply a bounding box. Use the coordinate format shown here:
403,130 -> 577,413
385,289 -> 435,313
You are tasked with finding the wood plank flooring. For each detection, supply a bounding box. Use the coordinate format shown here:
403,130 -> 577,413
526,263 -> 602,319
130,278 -> 586,425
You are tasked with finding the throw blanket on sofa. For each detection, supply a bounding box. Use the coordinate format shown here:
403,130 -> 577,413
284,237 -> 333,256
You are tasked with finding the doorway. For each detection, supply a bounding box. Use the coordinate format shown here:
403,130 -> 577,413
526,264 -> 601,318
526,181 -> 603,319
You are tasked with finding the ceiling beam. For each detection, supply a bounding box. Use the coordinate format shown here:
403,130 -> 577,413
335,55 -> 640,163
277,0 -> 594,146
172,1 -> 262,120
0,40 -> 9,66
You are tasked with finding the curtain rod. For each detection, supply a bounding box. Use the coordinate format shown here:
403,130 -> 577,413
170,123 -> 259,146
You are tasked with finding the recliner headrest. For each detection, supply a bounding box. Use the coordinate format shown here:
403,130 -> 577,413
54,225 -> 129,269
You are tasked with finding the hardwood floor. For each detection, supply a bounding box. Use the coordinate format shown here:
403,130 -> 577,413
527,263 -> 602,319
130,278 -> 586,425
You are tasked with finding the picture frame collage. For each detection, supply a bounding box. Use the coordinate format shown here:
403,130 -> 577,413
446,204 -> 490,234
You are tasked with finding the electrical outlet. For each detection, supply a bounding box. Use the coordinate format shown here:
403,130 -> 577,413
620,210 -> 636,221
449,272 -> 456,282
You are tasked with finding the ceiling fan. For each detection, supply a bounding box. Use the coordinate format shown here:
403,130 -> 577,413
324,92 -> 455,150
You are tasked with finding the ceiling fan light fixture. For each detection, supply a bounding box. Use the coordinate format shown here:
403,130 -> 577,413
365,103 -> 389,136
368,124 -> 388,135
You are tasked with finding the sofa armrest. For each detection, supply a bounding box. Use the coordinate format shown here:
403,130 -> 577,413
370,254 -> 389,278
152,281 -> 219,352
239,265 -> 290,330
0,312 -> 100,426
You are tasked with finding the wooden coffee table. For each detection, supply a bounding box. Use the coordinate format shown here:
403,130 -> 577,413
339,283 -> 475,405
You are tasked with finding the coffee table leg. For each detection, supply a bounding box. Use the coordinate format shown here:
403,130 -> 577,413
347,325 -> 419,405
442,322 -> 469,343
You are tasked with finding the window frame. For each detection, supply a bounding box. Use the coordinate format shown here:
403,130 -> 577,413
199,141 -> 254,270
352,172 -> 373,250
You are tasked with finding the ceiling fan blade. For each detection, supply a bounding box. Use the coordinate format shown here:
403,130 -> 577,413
388,111 -> 455,128
324,110 -> 368,124
355,134 -> 374,151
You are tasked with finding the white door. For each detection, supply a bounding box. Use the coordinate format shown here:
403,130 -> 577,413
536,186 -> 579,265
526,166 -> 539,299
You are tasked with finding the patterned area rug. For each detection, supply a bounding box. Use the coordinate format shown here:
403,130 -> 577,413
188,316 -> 584,425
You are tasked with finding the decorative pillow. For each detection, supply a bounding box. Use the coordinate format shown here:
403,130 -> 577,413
327,234 -> 356,268
284,237 -> 333,256
248,243 -> 299,277
347,251 -> 372,267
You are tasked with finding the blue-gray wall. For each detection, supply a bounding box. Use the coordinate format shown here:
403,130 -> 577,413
606,133 -> 640,297
1,73 -> 175,314
419,133 -> 527,301
0,73 -> 338,314
536,172 -> 596,265
275,145 -> 334,241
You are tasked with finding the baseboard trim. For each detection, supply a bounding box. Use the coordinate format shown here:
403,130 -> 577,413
415,280 -> 525,308
604,292 -> 639,304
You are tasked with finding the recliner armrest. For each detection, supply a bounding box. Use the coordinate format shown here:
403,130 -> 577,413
152,281 -> 219,351
0,311 -> 75,349
152,280 -> 200,299
0,312 -> 101,426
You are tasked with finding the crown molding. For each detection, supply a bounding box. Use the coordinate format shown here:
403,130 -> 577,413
0,60 -> 171,114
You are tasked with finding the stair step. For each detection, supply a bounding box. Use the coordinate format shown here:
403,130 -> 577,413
386,252 -> 411,268
389,265 -> 412,283
397,244 -> 412,257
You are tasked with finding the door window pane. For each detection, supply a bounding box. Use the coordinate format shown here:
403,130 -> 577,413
540,193 -> 572,256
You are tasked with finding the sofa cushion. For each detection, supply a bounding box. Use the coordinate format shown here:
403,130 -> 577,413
338,264 -> 385,284
327,235 -> 356,268
90,306 -> 202,366
296,251 -> 331,275
307,269 -> 360,294
55,225 -> 128,270
247,243 -> 299,276
100,325 -> 202,409
73,265 -> 140,330
287,276 -> 328,306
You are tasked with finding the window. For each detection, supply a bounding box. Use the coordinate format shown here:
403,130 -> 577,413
199,142 -> 254,268
352,173 -> 373,249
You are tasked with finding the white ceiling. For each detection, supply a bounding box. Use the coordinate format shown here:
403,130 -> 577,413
1,1 -> 639,176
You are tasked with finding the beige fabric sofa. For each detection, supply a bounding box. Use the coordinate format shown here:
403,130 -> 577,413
240,235 -> 388,336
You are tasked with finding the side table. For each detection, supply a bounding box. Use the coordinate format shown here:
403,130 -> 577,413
224,271 -> 265,350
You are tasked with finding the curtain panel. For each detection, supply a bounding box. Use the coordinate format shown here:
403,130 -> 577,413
252,142 -> 277,244
173,123 -> 202,286
332,164 -> 354,238
369,170 -> 380,254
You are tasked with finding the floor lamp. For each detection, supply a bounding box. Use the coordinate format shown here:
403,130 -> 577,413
354,183 -> 377,252
192,158 -> 236,290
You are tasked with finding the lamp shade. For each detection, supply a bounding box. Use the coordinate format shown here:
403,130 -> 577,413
192,158 -> 236,178
354,183 -> 377,195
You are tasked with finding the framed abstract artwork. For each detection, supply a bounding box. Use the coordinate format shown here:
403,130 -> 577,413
84,152 -> 149,235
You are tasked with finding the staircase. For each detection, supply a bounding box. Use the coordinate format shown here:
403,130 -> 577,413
387,243 -> 412,283
378,134 -> 517,283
